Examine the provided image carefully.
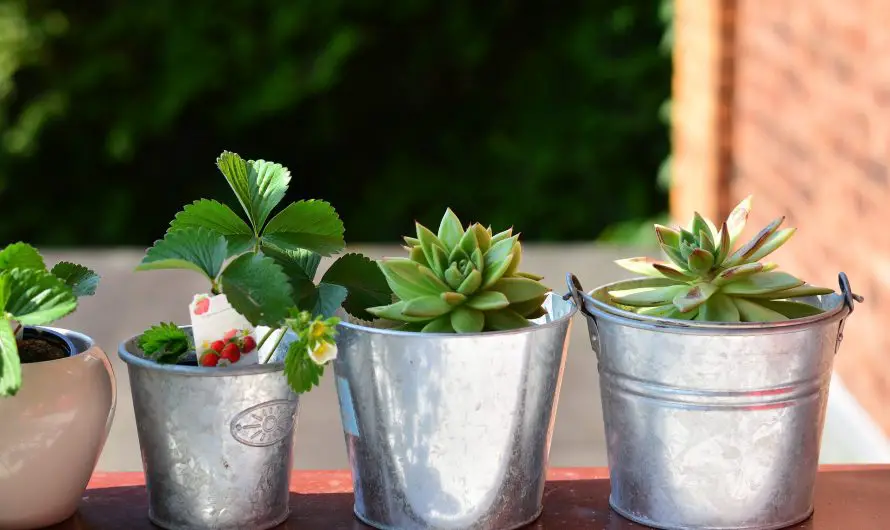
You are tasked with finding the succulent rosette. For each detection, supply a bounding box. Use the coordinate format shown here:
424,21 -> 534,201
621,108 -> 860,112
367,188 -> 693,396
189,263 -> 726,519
367,208 -> 551,332
609,196 -> 835,322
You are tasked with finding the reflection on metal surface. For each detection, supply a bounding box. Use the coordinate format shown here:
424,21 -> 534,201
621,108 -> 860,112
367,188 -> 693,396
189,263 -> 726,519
334,293 -> 576,530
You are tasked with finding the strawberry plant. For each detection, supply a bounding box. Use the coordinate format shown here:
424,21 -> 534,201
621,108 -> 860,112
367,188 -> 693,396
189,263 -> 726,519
0,243 -> 99,396
135,150 -> 392,392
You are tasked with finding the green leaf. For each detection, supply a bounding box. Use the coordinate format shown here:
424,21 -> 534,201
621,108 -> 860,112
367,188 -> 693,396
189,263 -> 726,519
262,200 -> 345,257
365,300 -> 430,322
422,315 -> 454,333
136,227 -> 228,281
672,283 -> 718,313
654,224 -> 681,249
489,277 -> 551,303
378,258 -> 449,300
732,297 -> 788,322
457,269 -> 482,295
261,244 -> 321,304
746,228 -> 796,263
691,212 -> 713,243
609,284 -> 688,307
720,271 -> 805,296
484,308 -> 530,330
416,223 -> 447,271
0,319 -> 21,397
509,294 -> 548,318
169,199 -> 254,256
309,283 -> 348,318
725,195 -> 753,247
457,226 -> 478,257
615,257 -> 675,278
698,293 -> 741,322
466,290 -> 510,311
740,285 -> 835,299
437,208 -> 464,251
5,268 -> 77,325
754,299 -> 824,319
322,253 -> 393,321
219,253 -> 293,326
715,222 -> 731,264
0,243 -> 45,272
490,228 -> 513,245
402,295 -> 454,318
725,216 -> 784,267
50,262 -> 100,297
451,306 -> 484,333
481,236 -> 517,289
472,224 -> 492,253
284,339 -> 324,393
216,151 -> 291,231
686,248 -> 715,273
137,322 -> 192,364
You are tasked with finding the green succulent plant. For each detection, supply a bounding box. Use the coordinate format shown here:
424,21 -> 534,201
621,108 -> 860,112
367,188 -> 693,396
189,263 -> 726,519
609,195 -> 834,322
366,208 -> 551,332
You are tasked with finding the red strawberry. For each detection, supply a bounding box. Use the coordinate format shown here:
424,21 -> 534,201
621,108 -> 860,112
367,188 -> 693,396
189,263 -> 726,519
242,336 -> 256,353
210,340 -> 226,353
193,297 -> 210,315
223,329 -> 238,342
220,343 -> 241,363
199,351 -> 220,367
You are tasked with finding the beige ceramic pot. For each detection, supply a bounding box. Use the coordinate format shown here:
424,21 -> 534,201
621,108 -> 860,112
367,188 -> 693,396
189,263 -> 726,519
0,327 -> 116,530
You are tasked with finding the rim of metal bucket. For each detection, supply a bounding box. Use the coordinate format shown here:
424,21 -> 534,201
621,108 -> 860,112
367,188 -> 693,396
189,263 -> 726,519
337,291 -> 578,337
565,272 -> 863,336
118,325 -> 286,377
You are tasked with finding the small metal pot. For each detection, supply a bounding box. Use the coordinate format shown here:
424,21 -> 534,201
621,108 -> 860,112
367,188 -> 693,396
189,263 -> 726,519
566,272 -> 862,530
118,327 -> 300,530
333,293 -> 577,530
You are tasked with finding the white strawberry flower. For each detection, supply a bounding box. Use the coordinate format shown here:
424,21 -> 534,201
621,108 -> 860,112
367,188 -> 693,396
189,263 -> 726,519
307,340 -> 338,365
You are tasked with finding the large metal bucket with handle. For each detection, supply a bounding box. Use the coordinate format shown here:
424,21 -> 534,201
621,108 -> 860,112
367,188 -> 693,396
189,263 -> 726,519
566,272 -> 861,530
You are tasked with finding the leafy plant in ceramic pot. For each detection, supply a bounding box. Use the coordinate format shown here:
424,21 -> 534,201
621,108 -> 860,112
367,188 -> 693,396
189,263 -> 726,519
0,244 -> 115,530
118,151 -> 390,530
568,195 -> 863,530
331,208 -> 578,530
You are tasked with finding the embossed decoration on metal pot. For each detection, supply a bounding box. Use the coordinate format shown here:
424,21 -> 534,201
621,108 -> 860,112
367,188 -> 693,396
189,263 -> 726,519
565,196 -> 864,530
332,209 -> 577,530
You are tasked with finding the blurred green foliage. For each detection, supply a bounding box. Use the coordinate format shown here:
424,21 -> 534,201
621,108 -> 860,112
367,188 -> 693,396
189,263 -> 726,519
0,0 -> 671,246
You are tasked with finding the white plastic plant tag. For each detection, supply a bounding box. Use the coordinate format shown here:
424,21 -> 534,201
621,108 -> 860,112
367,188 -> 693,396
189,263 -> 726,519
189,293 -> 259,367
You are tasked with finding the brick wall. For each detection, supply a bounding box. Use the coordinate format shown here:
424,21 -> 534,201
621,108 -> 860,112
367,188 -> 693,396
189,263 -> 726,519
673,0 -> 890,433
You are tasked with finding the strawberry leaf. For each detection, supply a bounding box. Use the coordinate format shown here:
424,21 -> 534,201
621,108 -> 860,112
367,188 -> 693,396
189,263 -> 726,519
261,244 -> 321,305
284,339 -> 324,393
50,262 -> 100,297
137,322 -> 192,364
306,282 -> 348,318
136,227 -> 228,281
169,199 -> 255,256
0,243 -> 45,272
261,200 -> 345,257
219,253 -> 293,326
321,253 -> 393,321
216,151 -> 291,232
4,268 -> 77,325
0,318 -> 20,397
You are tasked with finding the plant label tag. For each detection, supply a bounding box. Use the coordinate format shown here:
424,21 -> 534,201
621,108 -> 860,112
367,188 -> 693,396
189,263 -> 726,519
190,293 -> 259,366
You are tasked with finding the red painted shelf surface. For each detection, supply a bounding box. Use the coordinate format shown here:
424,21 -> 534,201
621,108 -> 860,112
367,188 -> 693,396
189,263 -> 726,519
48,465 -> 890,529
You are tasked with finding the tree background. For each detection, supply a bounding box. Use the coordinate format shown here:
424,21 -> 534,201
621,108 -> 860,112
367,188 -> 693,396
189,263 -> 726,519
0,0 -> 672,247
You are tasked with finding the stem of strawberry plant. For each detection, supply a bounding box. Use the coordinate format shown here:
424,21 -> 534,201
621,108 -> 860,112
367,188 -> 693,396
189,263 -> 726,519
257,327 -> 277,351
261,329 -> 287,364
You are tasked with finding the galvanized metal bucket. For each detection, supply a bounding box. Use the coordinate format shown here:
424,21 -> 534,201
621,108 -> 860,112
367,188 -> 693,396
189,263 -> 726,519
566,272 -> 862,530
333,292 -> 577,530
118,327 -> 300,530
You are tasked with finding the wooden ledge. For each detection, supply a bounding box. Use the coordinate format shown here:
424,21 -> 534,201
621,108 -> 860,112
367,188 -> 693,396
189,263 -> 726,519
58,465 -> 890,528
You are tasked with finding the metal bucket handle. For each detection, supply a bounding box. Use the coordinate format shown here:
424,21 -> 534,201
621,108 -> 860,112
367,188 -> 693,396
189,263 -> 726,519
565,272 -> 864,357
